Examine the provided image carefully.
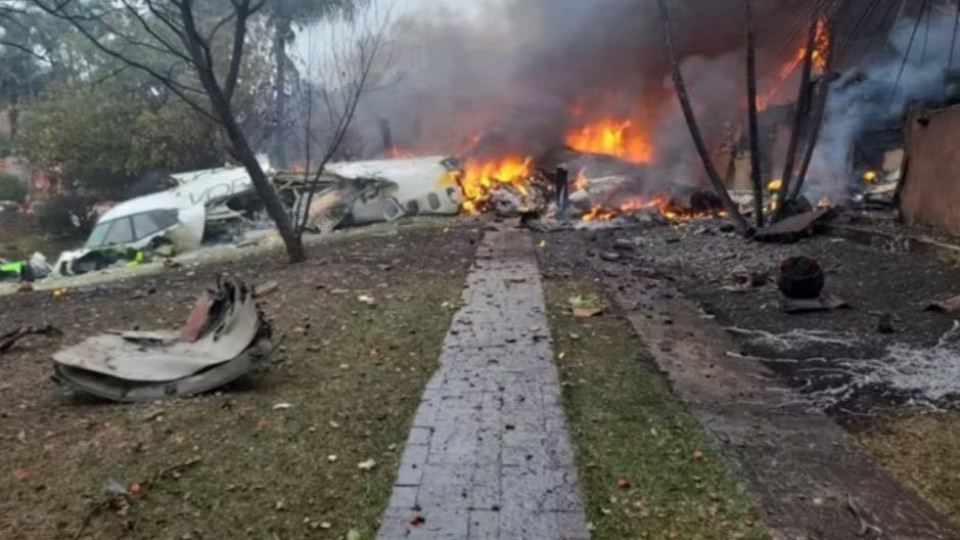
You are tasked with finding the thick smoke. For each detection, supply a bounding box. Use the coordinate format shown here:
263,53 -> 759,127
355,0 -> 793,190
810,9 -> 959,202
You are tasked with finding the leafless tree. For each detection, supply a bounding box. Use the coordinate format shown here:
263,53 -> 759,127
292,3 -> 391,233
22,0 -> 313,262
655,0 -> 751,236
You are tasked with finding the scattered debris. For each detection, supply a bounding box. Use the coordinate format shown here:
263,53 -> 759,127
357,459 -> 377,471
781,292 -> 850,313
846,495 -> 883,538
0,325 -> 62,355
272,403 -> 294,410
725,265 -> 770,293
358,295 -> 377,307
778,257 -> 825,299
52,279 -> 272,402
925,294 -> 960,313
754,208 -> 832,243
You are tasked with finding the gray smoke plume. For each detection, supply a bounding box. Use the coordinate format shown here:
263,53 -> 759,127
353,0 -> 798,191
810,9 -> 958,202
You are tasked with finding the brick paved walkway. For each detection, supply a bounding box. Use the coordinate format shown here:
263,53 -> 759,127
376,230 -> 590,540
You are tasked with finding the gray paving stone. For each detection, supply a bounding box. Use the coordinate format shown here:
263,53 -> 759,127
396,443 -> 429,486
377,231 -> 589,540
467,509 -> 500,540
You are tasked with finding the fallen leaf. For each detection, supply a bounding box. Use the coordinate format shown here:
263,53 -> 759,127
617,477 -> 631,489
329,420 -> 341,429
256,419 -> 269,432
539,240 -> 547,249
558,352 -> 567,361
357,459 -> 377,471
128,483 -> 142,497
14,469 -> 30,483
254,281 -> 279,298
692,449 -> 705,461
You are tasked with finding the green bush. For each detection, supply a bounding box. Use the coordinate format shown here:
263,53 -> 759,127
0,173 -> 27,202
34,194 -> 98,239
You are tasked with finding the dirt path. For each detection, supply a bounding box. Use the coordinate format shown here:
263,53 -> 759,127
377,230 -> 590,540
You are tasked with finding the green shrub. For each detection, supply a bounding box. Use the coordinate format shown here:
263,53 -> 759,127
34,194 -> 98,239
0,173 -> 27,202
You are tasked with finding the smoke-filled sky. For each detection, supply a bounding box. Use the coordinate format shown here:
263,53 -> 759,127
298,0 -> 959,198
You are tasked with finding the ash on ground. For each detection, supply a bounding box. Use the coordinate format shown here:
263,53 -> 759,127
537,217 -> 960,416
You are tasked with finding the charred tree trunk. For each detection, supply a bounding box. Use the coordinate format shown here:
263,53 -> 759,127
272,17 -> 292,170
775,14 -> 818,222
790,36 -> 835,202
655,0 -> 751,235
745,0 -> 764,228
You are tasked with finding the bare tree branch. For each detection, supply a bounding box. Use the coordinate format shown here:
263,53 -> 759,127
29,0 -> 221,125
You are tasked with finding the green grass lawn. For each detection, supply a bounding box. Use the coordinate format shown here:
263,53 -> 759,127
857,410 -> 960,527
1,227 -> 474,540
545,278 -> 769,540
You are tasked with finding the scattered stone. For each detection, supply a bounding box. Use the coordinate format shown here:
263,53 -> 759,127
878,313 -> 896,335
613,238 -> 635,251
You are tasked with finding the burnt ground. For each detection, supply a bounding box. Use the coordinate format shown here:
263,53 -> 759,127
0,223 -> 479,540
537,217 -> 960,537
536,218 -> 960,417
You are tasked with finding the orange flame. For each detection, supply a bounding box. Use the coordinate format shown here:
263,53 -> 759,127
582,204 -> 616,222
572,169 -> 588,191
580,194 -> 725,224
565,119 -> 653,164
759,18 -> 830,110
458,156 -> 534,213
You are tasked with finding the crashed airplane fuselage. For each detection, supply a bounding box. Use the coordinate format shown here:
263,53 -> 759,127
53,156 -> 464,277
54,164 -> 261,277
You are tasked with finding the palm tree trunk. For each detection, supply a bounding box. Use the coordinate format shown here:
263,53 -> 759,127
655,0 -> 751,235
775,14 -> 818,222
745,0 -> 764,228
790,33 -> 835,202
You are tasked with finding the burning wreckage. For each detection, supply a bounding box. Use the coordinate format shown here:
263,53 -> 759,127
46,144 -> 728,281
